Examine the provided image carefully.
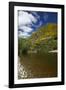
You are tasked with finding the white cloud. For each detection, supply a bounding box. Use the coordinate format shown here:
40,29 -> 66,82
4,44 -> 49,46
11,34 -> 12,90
32,21 -> 42,28
19,26 -> 33,33
18,31 -> 30,38
43,13 -> 48,21
18,11 -> 41,38
18,11 -> 37,26
31,12 -> 40,19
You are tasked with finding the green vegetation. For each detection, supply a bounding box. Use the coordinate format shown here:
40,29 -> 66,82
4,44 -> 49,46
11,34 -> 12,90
18,23 -> 57,56
18,38 -> 30,56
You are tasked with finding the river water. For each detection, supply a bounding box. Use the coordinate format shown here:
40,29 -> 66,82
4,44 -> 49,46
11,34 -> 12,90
18,53 -> 57,79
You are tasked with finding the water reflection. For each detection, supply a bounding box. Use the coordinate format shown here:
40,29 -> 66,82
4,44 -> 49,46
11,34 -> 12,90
18,53 -> 57,79
18,57 -> 33,79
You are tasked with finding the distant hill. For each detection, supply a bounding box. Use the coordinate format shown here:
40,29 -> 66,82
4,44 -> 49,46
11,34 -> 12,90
28,23 -> 57,53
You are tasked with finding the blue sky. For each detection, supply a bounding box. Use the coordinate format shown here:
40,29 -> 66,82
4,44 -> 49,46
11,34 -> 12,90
18,10 -> 57,38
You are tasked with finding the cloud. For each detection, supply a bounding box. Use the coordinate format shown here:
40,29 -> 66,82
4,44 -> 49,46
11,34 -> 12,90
31,12 -> 40,20
18,11 -> 39,38
18,11 -> 37,26
19,26 -> 33,33
43,13 -> 48,21
32,21 -> 42,28
18,31 -> 30,38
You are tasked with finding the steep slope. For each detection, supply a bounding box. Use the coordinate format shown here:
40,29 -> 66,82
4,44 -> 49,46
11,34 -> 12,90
28,23 -> 57,53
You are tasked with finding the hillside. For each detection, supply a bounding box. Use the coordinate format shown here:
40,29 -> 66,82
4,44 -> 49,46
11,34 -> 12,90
18,23 -> 57,55
28,23 -> 57,53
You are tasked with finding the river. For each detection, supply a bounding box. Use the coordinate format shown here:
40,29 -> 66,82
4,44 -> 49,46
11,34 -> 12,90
18,53 -> 57,79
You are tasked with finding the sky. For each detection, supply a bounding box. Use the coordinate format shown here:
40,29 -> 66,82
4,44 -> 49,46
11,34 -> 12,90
18,10 -> 57,38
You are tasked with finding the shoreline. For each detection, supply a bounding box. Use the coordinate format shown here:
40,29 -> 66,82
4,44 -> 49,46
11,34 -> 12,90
49,50 -> 57,53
